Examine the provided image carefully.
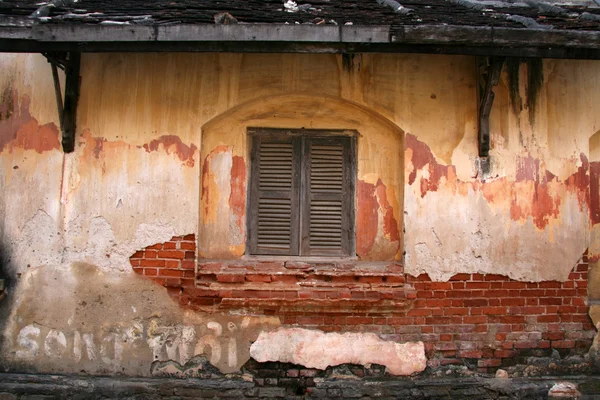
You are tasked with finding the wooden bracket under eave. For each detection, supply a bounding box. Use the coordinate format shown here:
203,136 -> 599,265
44,52 -> 81,153
477,56 -> 505,158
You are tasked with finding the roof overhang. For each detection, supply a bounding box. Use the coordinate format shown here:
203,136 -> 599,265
1,21 -> 600,59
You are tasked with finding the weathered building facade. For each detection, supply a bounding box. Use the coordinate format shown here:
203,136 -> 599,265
1,0 -> 600,396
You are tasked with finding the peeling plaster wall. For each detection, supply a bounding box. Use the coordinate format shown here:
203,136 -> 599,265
405,59 -> 594,282
1,52 -> 600,376
0,52 -> 597,283
0,54 -> 64,277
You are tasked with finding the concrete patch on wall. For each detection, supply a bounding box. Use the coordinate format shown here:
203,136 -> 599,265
1,262 -> 280,375
250,327 -> 426,376
405,133 -> 589,282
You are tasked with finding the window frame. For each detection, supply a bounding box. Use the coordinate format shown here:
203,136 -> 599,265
246,128 -> 357,258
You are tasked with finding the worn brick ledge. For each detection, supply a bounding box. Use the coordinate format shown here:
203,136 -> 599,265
1,372 -> 600,399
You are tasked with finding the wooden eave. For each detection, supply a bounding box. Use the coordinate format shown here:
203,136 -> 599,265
1,21 -> 600,59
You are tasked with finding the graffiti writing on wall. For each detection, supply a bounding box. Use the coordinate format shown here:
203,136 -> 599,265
13,317 -> 254,373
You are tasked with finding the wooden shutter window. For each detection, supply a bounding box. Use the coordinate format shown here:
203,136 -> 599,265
249,137 -> 300,255
248,130 -> 355,257
302,137 -> 353,256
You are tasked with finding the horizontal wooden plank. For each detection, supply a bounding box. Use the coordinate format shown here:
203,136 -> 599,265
1,22 -> 600,59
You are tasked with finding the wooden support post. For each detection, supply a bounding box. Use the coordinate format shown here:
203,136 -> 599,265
62,52 -> 80,153
44,52 -> 81,153
478,56 -> 505,157
50,62 -> 64,130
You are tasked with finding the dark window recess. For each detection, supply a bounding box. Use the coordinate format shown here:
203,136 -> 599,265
248,129 -> 356,257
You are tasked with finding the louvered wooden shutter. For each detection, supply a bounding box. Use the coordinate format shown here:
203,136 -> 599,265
248,135 -> 300,255
301,137 -> 353,256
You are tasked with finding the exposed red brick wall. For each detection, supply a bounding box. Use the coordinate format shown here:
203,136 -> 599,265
130,234 -> 197,306
131,240 -> 595,373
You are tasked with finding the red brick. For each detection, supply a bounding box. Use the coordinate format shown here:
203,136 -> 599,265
452,282 -> 466,289
439,334 -> 453,341
130,260 -> 141,267
245,274 -> 272,283
408,309 -> 432,316
545,305 -> 559,313
131,251 -> 144,258
165,260 -> 180,268
494,350 -> 515,358
450,274 -> 471,281
471,273 -> 485,281
500,316 -> 525,324
416,290 -> 434,298
183,234 -> 195,241
181,260 -> 195,269
539,297 -> 562,306
427,282 -> 452,290
457,350 -> 483,358
144,268 -> 158,276
425,299 -> 452,308
358,276 -> 382,284
481,307 -> 507,315
483,290 -> 509,298
464,299 -> 488,307
539,281 -> 561,288
466,282 -> 489,289
297,317 -> 324,325
347,316 -> 374,325
543,332 -> 565,340
140,259 -> 166,267
444,308 -> 469,316
464,316 -> 487,324
216,274 -> 245,283
180,242 -> 196,250
520,289 -> 545,297
520,306 -> 545,314
514,341 -> 539,349
144,250 -> 158,259
502,282 -> 527,289
451,299 -> 465,307
387,317 -> 413,325
500,298 -> 525,306
386,276 -> 406,284
147,243 -> 163,250
157,250 -> 185,259
552,340 -> 575,349
478,358 -> 501,367
163,242 -> 177,250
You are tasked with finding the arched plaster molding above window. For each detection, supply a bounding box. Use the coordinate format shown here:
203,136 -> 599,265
198,93 -> 405,263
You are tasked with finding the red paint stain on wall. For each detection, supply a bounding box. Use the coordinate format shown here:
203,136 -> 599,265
405,133 -> 451,197
375,179 -> 400,243
230,156 -> 246,230
356,180 -> 378,257
0,87 -> 59,154
406,133 -> 591,230
143,135 -> 198,167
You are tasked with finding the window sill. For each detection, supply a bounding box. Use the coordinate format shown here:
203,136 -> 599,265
194,258 -> 412,314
